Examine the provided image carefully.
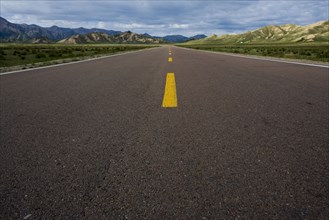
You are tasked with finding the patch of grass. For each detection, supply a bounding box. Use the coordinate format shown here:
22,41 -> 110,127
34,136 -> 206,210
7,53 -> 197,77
178,43 -> 329,62
0,44 -> 156,68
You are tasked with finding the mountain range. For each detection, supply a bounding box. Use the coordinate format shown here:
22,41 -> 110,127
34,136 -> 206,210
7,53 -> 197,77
58,31 -> 164,44
1,17 -> 327,44
0,17 -> 206,43
161,34 -> 207,43
187,20 -> 329,44
0,17 -> 121,42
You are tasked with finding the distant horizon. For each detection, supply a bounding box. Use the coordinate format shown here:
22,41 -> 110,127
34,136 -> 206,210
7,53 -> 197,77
1,0 -> 328,36
2,16 -> 328,39
1,16 -> 207,38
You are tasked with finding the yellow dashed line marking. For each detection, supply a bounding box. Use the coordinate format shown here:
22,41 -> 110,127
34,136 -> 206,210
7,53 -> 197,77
168,57 -> 172,62
162,73 -> 177,108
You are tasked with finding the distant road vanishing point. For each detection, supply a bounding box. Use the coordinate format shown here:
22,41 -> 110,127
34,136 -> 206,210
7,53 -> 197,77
1,46 -> 328,219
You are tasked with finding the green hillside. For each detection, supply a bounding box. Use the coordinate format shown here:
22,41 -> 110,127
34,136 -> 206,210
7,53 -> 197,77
187,20 -> 329,44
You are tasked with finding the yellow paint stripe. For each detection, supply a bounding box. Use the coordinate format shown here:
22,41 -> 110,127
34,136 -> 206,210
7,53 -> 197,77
168,57 -> 172,62
162,73 -> 177,108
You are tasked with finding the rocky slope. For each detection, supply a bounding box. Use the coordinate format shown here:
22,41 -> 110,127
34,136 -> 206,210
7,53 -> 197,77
58,31 -> 164,44
188,20 -> 329,44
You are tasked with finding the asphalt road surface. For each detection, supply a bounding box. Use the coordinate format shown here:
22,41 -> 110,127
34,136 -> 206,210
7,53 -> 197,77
1,46 -> 328,219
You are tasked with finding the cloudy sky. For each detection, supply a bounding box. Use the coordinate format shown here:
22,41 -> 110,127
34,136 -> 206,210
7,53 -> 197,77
1,0 -> 328,37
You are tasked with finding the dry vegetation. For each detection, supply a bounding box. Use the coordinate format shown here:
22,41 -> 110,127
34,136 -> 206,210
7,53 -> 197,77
0,44 -> 156,70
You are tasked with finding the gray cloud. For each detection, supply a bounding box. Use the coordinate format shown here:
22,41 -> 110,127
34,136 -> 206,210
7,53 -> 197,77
1,0 -> 328,36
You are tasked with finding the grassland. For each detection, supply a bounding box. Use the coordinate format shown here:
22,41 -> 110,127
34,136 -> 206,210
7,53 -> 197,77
0,44 -> 156,72
178,43 -> 329,63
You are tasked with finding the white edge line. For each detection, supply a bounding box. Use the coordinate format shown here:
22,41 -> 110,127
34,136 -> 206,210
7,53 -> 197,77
176,46 -> 329,68
0,47 -> 159,76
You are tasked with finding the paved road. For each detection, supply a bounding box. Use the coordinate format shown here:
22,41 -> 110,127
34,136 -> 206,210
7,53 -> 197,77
1,46 -> 328,219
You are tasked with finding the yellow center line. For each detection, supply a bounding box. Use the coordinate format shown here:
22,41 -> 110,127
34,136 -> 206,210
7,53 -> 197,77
168,57 -> 172,62
162,73 -> 177,108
